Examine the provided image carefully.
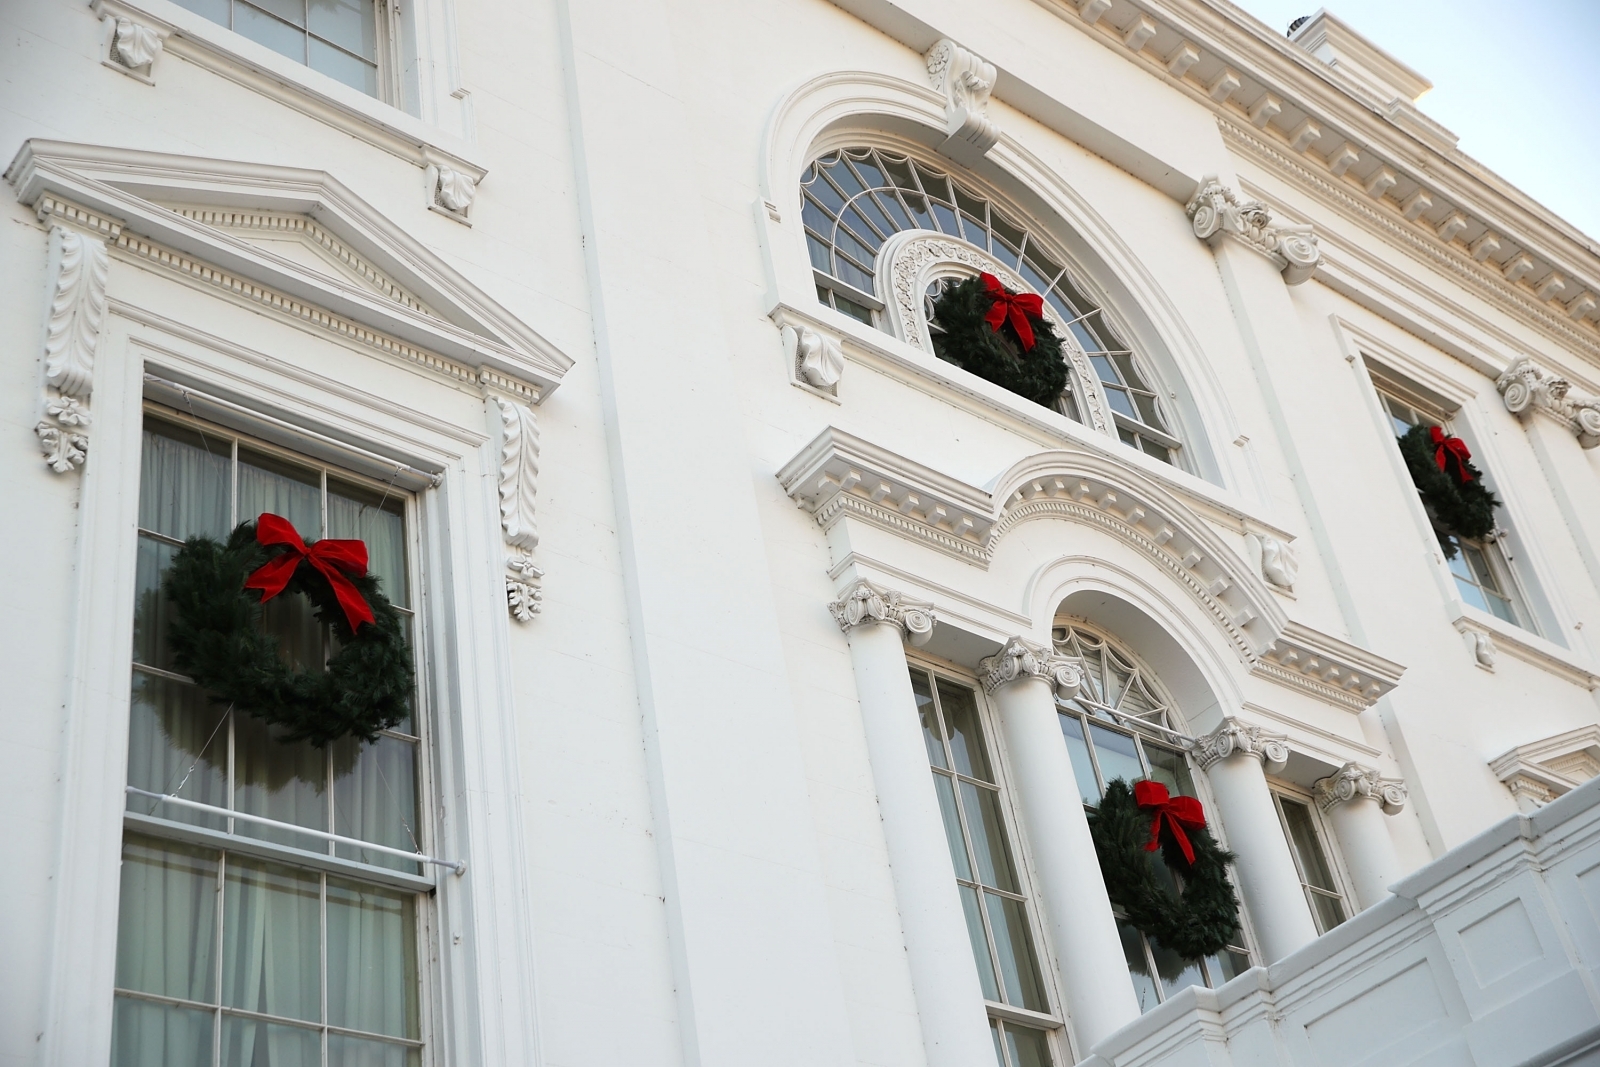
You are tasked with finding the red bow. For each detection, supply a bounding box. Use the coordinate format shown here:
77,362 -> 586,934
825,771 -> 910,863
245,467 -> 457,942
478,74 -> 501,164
243,513 -> 375,632
981,273 -> 1045,351
1134,780 -> 1207,866
1429,426 -> 1475,483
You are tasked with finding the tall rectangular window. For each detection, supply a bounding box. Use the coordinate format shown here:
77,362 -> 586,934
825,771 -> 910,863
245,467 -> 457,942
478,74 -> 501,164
909,666 -> 1057,1067
1271,790 -> 1350,935
170,0 -> 397,100
114,412 -> 426,1067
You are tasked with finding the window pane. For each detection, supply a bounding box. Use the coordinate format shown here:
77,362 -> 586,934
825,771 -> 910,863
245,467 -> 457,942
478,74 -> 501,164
1117,920 -> 1161,1013
233,712 -> 328,849
1004,1024 -> 1052,1067
959,885 -> 1000,1001
910,670 -> 947,769
221,1016 -> 320,1067
116,836 -> 218,1003
1147,936 -> 1206,1000
222,858 -> 322,1022
1059,713 -> 1101,804
1279,797 -> 1338,893
990,1020 -> 1007,1067
986,892 -> 1047,1011
960,781 -> 1018,892
246,0 -> 305,26
169,0 -> 229,23
932,772 -> 972,881
133,537 -> 181,671
1310,891 -> 1348,933
309,37 -> 378,95
239,447 -> 321,540
233,2 -> 307,61
111,995 -> 213,1067
332,734 -> 421,874
328,479 -> 407,609
1087,724 -> 1143,792
1452,573 -> 1492,614
328,878 -> 419,1038
127,673 -> 229,830
936,679 -> 992,782
1143,743 -> 1195,799
307,0 -> 374,56
327,1035 -> 423,1067
141,420 -> 230,540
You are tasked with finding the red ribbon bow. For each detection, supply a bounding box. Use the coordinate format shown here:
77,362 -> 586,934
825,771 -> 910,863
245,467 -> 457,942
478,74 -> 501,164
981,272 -> 1045,351
1133,779 -> 1207,866
1429,426 -> 1475,483
243,513 -> 376,633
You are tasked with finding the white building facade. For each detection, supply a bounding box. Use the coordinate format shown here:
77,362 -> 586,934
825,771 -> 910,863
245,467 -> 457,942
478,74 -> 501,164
3,0 -> 1600,1065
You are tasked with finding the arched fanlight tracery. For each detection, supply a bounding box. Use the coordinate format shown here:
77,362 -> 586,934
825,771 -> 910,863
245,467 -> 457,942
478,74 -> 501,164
801,146 -> 1182,466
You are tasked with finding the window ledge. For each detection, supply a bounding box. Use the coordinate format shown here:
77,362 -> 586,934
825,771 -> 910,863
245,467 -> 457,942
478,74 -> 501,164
1450,604 -> 1600,690
984,1001 -> 1063,1029
91,0 -> 486,182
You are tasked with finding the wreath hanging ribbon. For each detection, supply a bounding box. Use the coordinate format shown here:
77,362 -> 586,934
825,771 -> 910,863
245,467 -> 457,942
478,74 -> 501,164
1134,779 -> 1206,865
981,272 -> 1045,351
1429,426 -> 1476,484
245,513 -> 375,631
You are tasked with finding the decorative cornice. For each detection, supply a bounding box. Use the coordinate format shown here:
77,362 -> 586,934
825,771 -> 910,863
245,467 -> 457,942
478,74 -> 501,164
1255,621 -> 1403,710
978,637 -> 1083,697
1193,718 -> 1289,772
1314,761 -> 1408,815
1496,358 -> 1600,450
1184,175 -> 1320,285
827,579 -> 936,646
1490,725 -> 1600,811
924,39 -> 999,154
35,226 -> 108,475
495,397 -> 541,622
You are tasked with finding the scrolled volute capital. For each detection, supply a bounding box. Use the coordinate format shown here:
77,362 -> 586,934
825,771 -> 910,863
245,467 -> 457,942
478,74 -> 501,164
1315,762 -> 1408,815
1193,717 -> 1289,774
978,637 -> 1083,698
1185,175 -> 1319,286
828,580 -> 935,647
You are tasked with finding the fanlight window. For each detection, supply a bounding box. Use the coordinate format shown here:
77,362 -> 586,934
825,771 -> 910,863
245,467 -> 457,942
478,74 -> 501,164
801,147 -> 1181,465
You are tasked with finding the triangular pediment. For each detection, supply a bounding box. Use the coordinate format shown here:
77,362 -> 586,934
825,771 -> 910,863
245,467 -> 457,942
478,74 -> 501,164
5,140 -> 573,399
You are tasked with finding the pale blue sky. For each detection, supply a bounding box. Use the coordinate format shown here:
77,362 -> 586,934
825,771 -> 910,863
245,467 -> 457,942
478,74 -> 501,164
1230,0 -> 1600,243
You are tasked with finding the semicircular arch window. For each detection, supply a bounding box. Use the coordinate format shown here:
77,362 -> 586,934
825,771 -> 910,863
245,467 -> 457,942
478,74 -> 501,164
802,146 -> 1183,466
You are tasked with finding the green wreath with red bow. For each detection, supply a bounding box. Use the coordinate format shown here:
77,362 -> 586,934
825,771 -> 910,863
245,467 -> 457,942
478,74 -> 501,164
928,272 -> 1069,408
1087,778 -> 1242,960
1395,424 -> 1499,558
163,514 -> 414,746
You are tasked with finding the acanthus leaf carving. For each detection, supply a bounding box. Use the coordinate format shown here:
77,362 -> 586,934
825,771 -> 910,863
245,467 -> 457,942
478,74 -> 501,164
1496,358 -> 1600,449
112,17 -> 162,69
1193,717 -> 1289,773
1255,534 -> 1299,592
506,554 -> 544,622
978,636 -> 1083,698
828,579 -> 935,646
495,397 -> 541,622
783,323 -> 844,393
925,39 -> 999,154
1185,176 -> 1321,285
426,164 -> 478,222
1314,761 -> 1408,815
36,226 -> 107,475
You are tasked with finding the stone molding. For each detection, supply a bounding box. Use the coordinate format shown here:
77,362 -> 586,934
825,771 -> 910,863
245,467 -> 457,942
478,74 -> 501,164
978,637 -> 1083,698
1185,175 -> 1320,285
924,39 -> 999,154
1490,725 -> 1600,812
35,226 -> 108,474
828,579 -> 936,647
1314,761 -> 1408,815
496,397 -> 541,621
1496,358 -> 1600,449
1193,718 -> 1289,773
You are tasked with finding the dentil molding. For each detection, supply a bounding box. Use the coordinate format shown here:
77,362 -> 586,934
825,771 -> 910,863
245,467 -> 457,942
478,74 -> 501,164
978,637 -> 1084,698
1495,358 -> 1600,450
1314,761 -> 1408,815
1193,717 -> 1289,773
495,397 -> 542,622
924,39 -> 999,155
1490,725 -> 1600,812
35,226 -> 109,475
827,579 -> 936,646
1185,176 -> 1321,285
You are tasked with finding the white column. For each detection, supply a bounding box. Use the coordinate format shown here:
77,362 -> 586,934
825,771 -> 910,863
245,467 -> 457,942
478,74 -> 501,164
980,638 -> 1141,1049
1195,719 -> 1319,962
1315,762 -> 1408,910
830,582 -> 996,1067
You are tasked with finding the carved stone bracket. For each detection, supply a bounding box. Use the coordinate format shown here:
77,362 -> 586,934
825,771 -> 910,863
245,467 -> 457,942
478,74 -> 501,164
495,396 -> 541,621
1193,717 -> 1289,773
1496,358 -> 1600,449
925,39 -> 999,154
1250,533 -> 1299,592
1185,176 -> 1321,285
100,12 -> 164,82
978,637 -> 1083,698
782,323 -> 844,394
425,163 -> 477,224
36,226 -> 108,475
828,579 -> 935,646
1314,761 -> 1408,815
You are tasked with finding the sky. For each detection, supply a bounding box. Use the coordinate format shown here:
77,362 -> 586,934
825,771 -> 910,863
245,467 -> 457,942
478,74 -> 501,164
1229,0 -> 1600,243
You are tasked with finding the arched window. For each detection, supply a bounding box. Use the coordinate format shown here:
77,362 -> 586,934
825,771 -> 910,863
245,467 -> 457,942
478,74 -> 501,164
802,147 -> 1183,466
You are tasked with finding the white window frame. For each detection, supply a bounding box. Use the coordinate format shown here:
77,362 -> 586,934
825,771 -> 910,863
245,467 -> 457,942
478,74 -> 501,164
1268,782 -> 1355,936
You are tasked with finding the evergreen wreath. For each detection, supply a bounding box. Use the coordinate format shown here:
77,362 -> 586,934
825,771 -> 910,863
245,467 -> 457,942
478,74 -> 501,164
1087,778 -> 1242,960
163,516 -> 414,747
1395,423 -> 1499,558
928,273 -> 1069,408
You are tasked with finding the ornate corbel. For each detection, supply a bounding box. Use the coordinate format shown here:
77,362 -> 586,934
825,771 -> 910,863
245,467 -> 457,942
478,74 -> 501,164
495,396 -> 542,621
925,39 -> 1000,154
1185,176 -> 1320,285
828,580 -> 935,646
35,226 -> 108,475
425,162 -> 478,224
1193,717 -> 1289,773
1496,358 -> 1600,449
782,323 -> 844,394
1250,533 -> 1298,592
978,637 -> 1083,698
1314,761 -> 1408,815
99,11 -> 164,82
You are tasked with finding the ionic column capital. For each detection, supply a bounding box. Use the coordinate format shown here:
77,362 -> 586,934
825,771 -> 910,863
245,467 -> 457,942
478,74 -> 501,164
1315,762 -> 1408,815
828,580 -> 936,647
1193,717 -> 1289,773
978,637 -> 1083,698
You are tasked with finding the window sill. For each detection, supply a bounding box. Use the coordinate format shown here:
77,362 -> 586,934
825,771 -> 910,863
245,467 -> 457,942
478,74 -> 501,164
91,0 -> 486,182
1450,603 -> 1600,690
984,1001 -> 1063,1029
